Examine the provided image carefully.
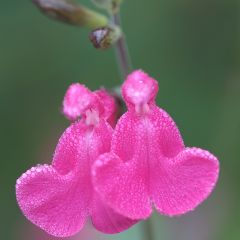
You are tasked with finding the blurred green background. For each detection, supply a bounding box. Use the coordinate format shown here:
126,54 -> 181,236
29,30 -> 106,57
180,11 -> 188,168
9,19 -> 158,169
1,0 -> 240,239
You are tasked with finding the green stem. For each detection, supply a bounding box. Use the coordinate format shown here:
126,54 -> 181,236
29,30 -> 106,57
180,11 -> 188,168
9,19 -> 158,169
144,218 -> 155,240
111,11 -> 132,81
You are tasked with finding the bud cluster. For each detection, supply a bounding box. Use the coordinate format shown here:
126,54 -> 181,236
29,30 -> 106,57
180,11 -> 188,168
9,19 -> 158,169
32,0 -> 123,49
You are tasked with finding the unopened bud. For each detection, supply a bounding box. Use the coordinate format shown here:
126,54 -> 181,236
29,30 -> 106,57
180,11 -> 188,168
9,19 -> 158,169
32,0 -> 108,28
89,26 -> 121,49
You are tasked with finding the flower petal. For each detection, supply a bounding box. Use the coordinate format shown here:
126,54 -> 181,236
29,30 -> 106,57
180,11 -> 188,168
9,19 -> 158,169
151,147 -> 219,216
52,121 -> 87,175
52,120 -> 113,175
111,107 -> 184,161
16,165 -> 88,237
93,152 -> 152,219
91,197 -> 138,234
93,107 -> 184,220
16,120 -> 114,236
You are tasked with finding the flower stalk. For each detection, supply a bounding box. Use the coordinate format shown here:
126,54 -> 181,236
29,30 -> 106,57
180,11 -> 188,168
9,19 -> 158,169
111,11 -> 132,80
144,218 -> 155,240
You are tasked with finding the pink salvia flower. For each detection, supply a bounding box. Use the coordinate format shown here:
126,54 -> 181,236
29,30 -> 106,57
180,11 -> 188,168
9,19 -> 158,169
92,70 -> 220,220
63,83 -> 117,126
16,84 -> 136,237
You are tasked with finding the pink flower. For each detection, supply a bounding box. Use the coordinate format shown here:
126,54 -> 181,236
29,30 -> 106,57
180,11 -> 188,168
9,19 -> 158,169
16,84 -> 136,237
92,70 -> 220,220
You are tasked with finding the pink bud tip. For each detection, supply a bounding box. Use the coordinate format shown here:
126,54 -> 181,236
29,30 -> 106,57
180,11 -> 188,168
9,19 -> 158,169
63,83 -> 98,121
122,70 -> 159,106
